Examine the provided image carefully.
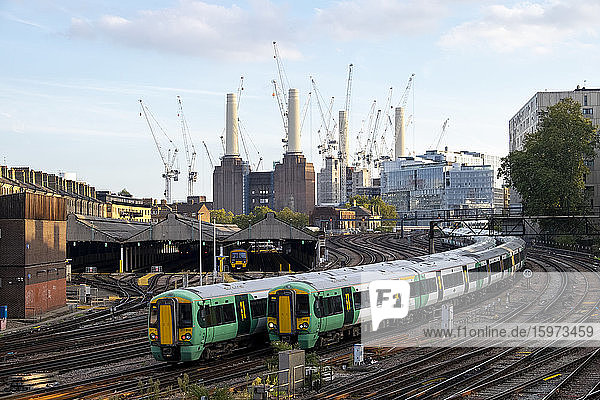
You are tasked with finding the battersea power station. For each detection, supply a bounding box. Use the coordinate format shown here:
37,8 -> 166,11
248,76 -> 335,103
213,89 -> 315,215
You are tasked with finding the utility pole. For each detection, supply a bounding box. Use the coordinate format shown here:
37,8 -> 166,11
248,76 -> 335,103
199,215 -> 203,285
213,219 -> 217,282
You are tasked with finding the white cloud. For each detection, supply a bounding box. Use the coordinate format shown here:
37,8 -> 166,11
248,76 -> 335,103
314,0 -> 448,40
439,1 -> 600,54
68,0 -> 302,61
0,11 -> 47,30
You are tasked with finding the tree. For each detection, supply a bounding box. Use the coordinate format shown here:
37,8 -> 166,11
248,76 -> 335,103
276,207 -> 309,228
346,195 -> 398,226
210,209 -> 233,224
498,98 -> 599,216
118,188 -> 132,197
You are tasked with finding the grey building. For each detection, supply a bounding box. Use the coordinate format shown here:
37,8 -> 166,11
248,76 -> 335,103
381,152 -> 501,213
247,171 -> 274,212
509,87 -> 600,207
316,156 -> 341,206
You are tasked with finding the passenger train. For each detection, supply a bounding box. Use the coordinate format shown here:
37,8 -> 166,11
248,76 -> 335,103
267,235 -> 524,348
148,232 -> 525,361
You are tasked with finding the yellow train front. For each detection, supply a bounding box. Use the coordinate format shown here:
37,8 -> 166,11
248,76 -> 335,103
267,282 -> 333,349
230,249 -> 248,271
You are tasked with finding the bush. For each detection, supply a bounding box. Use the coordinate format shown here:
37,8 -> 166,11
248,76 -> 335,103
186,384 -> 234,400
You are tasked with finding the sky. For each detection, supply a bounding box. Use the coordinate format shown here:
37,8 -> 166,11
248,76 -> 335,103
2,0 -> 599,202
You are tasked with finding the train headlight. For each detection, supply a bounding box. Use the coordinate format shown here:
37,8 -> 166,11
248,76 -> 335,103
185,333 -> 192,340
150,333 -> 157,340
299,322 -> 309,329
268,322 -> 276,329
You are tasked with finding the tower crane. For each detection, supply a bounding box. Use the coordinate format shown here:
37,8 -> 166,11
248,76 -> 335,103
433,118 -> 450,151
398,73 -> 415,109
310,76 -> 337,159
354,100 -> 377,168
139,99 -> 179,203
272,41 -> 290,149
176,96 -> 197,197
344,64 -> 354,117
234,76 -> 264,171
202,140 -> 215,169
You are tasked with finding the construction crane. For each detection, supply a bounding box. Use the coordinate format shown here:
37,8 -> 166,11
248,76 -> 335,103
139,99 -> 179,203
176,96 -> 197,197
354,100 -> 377,168
433,118 -> 450,151
272,41 -> 290,149
398,73 -> 415,109
234,76 -> 264,171
310,76 -> 337,159
202,140 -> 215,169
344,63 -> 353,122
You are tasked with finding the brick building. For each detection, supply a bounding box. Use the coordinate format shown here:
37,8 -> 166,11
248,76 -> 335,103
0,192 -> 67,318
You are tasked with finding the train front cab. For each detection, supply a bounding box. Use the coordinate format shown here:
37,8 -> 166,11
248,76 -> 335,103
149,296 -> 201,362
230,249 -> 248,271
267,283 -> 319,349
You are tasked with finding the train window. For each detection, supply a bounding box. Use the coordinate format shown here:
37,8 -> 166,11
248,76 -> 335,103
314,298 -> 323,317
267,296 -> 278,318
490,260 -> 501,272
331,296 -> 343,315
149,304 -> 158,326
178,303 -> 193,328
319,297 -> 330,316
353,292 -> 362,309
409,281 -> 420,298
423,278 -> 437,294
296,294 -> 309,317
222,304 -> 236,324
197,306 -> 207,328
362,292 -> 370,308
442,272 -> 463,288
208,305 -> 222,326
468,265 -> 486,281
250,299 -> 267,318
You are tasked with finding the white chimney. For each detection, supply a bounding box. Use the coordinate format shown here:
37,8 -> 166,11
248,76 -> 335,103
287,88 -> 301,154
339,110 -> 349,162
394,107 -> 405,158
225,93 -> 239,156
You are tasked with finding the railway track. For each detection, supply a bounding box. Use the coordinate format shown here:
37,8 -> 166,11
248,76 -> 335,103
314,246 -> 600,400
5,236 -> 599,400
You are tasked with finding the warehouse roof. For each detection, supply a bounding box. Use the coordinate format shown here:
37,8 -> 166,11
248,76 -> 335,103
67,213 -> 240,243
224,212 -> 317,243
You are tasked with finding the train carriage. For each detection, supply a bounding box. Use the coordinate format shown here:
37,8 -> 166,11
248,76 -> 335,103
149,276 -> 293,362
267,236 -> 525,349
149,231 -> 525,360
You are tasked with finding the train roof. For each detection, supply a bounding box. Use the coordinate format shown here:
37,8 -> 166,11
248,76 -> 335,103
160,235 -> 524,299
183,275 -> 294,299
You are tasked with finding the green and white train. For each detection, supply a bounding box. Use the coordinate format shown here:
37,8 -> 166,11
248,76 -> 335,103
148,233 -> 525,361
266,235 -> 525,348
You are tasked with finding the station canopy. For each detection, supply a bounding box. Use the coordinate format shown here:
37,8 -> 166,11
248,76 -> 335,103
67,213 -> 239,243
224,212 -> 317,243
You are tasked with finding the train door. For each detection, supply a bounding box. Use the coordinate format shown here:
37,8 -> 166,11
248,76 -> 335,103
157,298 -> 177,345
436,271 -> 443,302
342,287 -> 354,325
235,294 -> 251,335
462,265 -> 469,293
277,290 -> 295,335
